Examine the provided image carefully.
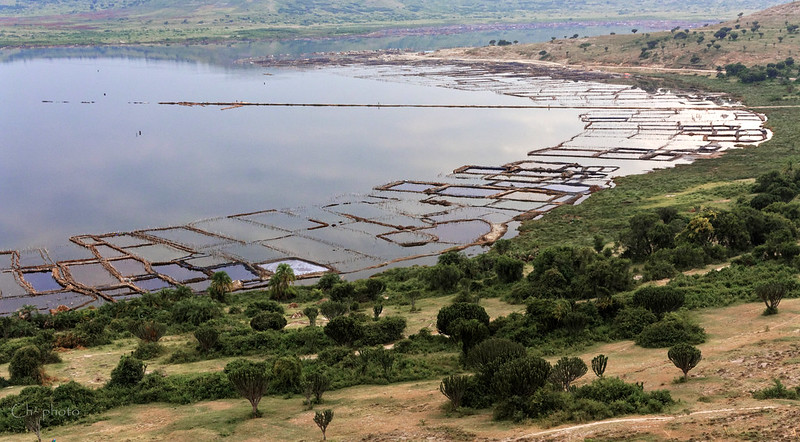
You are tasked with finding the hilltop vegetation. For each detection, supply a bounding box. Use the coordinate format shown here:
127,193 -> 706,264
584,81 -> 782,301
0,0 -> 786,47
446,2 -> 800,71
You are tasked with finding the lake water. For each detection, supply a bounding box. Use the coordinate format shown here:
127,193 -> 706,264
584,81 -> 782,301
0,55 -> 583,249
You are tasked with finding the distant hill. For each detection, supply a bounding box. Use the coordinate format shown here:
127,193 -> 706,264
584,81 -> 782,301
440,2 -> 800,71
0,0 -> 788,47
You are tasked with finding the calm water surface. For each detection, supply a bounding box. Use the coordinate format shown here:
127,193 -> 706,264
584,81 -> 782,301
0,56 -> 584,249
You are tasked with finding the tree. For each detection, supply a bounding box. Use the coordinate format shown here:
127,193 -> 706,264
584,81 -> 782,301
304,306 -> 319,326
466,338 -> 526,371
225,359 -> 269,417
271,356 -> 302,394
436,302 -> 490,336
317,272 -> 341,292
449,318 -> 489,354
668,343 -> 702,381
407,290 -> 421,312
756,280 -> 795,315
250,311 -> 287,331
632,285 -> 685,316
209,271 -> 233,303
493,356 -> 552,398
9,345 -> 44,385
108,355 -> 146,387
439,374 -> 470,410
269,263 -> 296,300
372,347 -> 395,379
550,357 -> 588,391
131,320 -> 167,343
304,372 -> 330,404
591,354 -> 608,377
324,316 -> 363,346
194,325 -> 219,352
372,303 -> 383,320
494,255 -> 524,283
319,300 -> 349,320
314,409 -> 334,440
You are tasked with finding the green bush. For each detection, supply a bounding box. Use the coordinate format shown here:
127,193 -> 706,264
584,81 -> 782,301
632,286 -> 685,316
753,379 -> 800,400
271,356 -> 303,394
243,299 -> 285,317
635,315 -> 706,348
494,255 -> 524,283
319,300 -> 349,320
426,264 -> 463,292
194,325 -> 219,352
465,338 -> 525,370
613,307 -> 658,339
324,316 -> 363,346
108,355 -> 146,388
132,341 -> 163,360
492,356 -> 552,399
9,345 -> 44,385
171,297 -> 222,326
250,312 -> 287,331
358,316 -> 406,346
436,303 -> 490,336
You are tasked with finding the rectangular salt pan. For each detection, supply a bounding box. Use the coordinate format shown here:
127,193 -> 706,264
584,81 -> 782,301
23,272 -> 62,292
260,259 -> 329,276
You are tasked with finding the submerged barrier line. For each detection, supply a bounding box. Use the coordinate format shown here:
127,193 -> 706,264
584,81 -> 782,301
158,101 -> 745,111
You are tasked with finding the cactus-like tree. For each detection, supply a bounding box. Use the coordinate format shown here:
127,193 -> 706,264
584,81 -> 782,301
549,356 -> 588,391
439,374 -> 471,410
668,343 -> 702,381
591,354 -> 608,377
314,409 -> 334,440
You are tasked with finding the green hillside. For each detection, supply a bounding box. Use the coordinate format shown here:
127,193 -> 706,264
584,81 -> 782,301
0,0 -> 787,47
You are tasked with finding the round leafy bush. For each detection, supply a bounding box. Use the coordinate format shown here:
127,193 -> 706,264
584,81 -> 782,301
436,303 -> 490,336
250,312 -> 287,331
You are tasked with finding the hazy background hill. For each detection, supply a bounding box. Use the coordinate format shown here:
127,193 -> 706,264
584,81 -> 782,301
0,0 -> 789,46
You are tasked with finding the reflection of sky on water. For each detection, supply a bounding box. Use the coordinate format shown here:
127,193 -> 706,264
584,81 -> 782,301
0,57 -> 583,249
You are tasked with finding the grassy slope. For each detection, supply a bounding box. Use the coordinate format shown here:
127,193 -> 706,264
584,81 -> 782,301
0,0 -> 786,47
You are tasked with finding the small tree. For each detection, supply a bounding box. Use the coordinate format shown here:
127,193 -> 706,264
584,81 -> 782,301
9,345 -> 44,385
756,280 -> 794,315
304,306 -> 319,326
209,271 -> 233,303
317,272 -> 341,292
372,303 -> 383,320
319,300 -> 349,320
250,311 -> 287,331
439,374 -> 470,410
372,347 -> 395,379
225,359 -> 269,418
407,290 -> 421,312
591,354 -> 608,377
131,320 -> 167,343
272,356 -> 303,394
550,356 -> 588,391
304,372 -> 331,404
449,318 -> 489,355
324,316 -> 363,346
314,409 -> 334,441
194,325 -> 219,352
668,343 -> 702,381
108,355 -> 146,387
269,263 -> 296,301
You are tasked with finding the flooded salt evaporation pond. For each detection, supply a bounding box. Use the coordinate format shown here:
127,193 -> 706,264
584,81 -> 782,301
0,57 -> 770,314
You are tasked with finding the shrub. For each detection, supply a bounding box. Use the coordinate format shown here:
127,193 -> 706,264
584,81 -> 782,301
319,301 -> 349,320
632,286 -> 685,316
317,273 -> 341,292
224,359 -> 269,418
635,315 -> 706,348
317,347 -> 352,365
756,280 -> 795,315
329,282 -> 356,302
492,356 -> 552,399
304,306 -> 319,326
439,374 -> 471,410
359,316 -> 406,346
753,379 -> 800,400
324,316 -> 363,346
131,320 -> 167,343
613,307 -> 657,339
271,356 -> 302,394
194,325 -> 219,352
426,264 -> 463,292
132,341 -> 163,360
494,255 -> 524,283
436,303 -> 490,336
313,409 -> 334,441
304,372 -> 331,404
250,312 -> 287,331
9,346 -> 44,385
550,357 -> 588,391
667,343 -> 702,381
465,338 -> 525,371
244,300 -> 286,317
171,297 -> 222,326
108,355 -> 146,388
